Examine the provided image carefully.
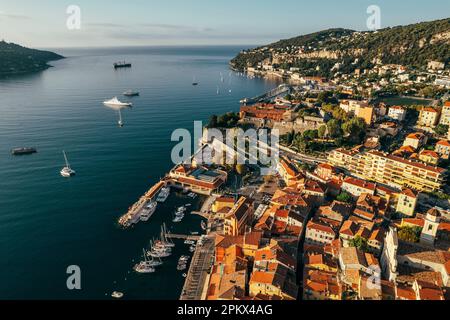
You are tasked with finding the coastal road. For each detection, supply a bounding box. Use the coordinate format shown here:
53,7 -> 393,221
279,146 -> 328,165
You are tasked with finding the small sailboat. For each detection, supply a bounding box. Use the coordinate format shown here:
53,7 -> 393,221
216,86 -> 220,95
118,109 -> 124,127
103,97 -> 132,107
158,224 -> 176,248
192,76 -> 198,86
60,151 -> 76,178
134,249 -> 156,274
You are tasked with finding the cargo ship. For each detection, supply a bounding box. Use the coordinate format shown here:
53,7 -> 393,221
11,147 -> 37,156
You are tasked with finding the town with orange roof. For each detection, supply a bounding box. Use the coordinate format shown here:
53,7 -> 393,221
185,94 -> 450,302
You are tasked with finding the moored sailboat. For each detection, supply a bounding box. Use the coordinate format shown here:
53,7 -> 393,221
134,249 -> 156,274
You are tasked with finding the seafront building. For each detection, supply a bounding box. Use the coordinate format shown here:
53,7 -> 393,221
240,103 -> 295,127
169,164 -> 228,195
328,149 -> 447,192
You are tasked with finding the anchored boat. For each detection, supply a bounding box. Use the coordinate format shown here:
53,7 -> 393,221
123,90 -> 140,97
103,97 -> 132,107
11,147 -> 37,156
111,291 -> 124,299
114,62 -> 132,69
134,249 -> 156,274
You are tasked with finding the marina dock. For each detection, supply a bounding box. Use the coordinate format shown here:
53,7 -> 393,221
165,233 -> 201,241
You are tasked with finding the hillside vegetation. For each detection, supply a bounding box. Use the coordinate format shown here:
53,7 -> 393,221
0,41 -> 64,76
231,18 -> 450,77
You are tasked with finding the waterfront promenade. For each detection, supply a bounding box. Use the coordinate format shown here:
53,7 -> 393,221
180,235 -> 215,300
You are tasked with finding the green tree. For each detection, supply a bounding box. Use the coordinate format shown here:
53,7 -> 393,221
318,125 -> 327,139
293,134 -> 308,153
327,119 -> 343,139
349,236 -> 369,252
342,117 -> 367,144
434,124 -> 449,136
336,192 -> 353,203
398,226 -> 422,243
207,115 -> 218,128
216,112 -> 240,128
303,129 -> 319,140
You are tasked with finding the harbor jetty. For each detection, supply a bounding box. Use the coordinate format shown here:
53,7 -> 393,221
118,180 -> 166,227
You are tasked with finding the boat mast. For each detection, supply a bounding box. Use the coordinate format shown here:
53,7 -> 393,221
143,248 -> 148,262
63,151 -> 70,169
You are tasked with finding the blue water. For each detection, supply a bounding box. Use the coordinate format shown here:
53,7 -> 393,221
0,46 -> 277,299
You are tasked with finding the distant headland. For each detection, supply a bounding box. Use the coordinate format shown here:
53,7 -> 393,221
0,41 -> 64,77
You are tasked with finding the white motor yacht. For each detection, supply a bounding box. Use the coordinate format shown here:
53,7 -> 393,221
140,201 -> 157,222
156,187 -> 170,203
103,97 -> 132,107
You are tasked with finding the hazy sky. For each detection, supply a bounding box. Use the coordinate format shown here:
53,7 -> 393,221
0,0 -> 449,48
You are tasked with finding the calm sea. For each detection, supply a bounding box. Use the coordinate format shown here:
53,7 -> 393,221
0,46 -> 277,300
